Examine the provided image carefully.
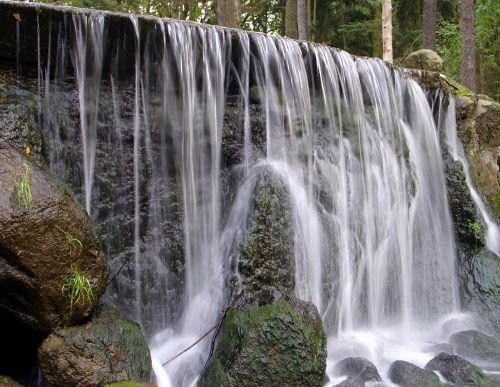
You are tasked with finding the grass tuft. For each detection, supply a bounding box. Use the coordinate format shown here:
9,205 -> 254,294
56,226 -> 83,259
62,263 -> 93,313
15,163 -> 32,209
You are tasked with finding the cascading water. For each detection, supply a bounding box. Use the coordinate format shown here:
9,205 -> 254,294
24,4 -> 497,386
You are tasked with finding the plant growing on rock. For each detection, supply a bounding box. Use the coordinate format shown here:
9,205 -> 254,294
14,162 -> 31,209
56,226 -> 83,259
62,263 -> 94,313
468,222 -> 481,240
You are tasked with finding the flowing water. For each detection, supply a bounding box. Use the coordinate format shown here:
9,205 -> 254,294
28,6 -> 497,386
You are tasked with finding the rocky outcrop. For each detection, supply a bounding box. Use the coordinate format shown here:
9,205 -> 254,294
334,357 -> 381,384
236,174 -> 294,295
449,330 -> 500,364
198,290 -> 326,387
401,49 -> 443,72
38,306 -> 152,387
424,352 -> 488,385
388,360 -> 441,387
454,93 -> 500,219
0,140 -> 108,333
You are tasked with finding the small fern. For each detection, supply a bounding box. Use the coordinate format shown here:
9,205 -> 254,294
62,263 -> 93,313
15,163 -> 31,209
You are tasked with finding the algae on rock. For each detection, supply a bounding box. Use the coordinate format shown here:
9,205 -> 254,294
199,290 -> 327,387
236,174 -> 295,295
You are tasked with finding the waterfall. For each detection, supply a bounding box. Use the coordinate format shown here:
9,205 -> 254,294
30,7 -> 484,386
440,96 -> 500,256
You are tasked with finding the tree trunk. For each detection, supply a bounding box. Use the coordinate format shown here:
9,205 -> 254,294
285,0 -> 298,39
217,0 -> 240,28
459,0 -> 477,91
382,0 -> 393,63
297,0 -> 309,40
422,0 -> 437,50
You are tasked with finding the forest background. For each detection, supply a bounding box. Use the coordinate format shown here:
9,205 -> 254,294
31,0 -> 500,100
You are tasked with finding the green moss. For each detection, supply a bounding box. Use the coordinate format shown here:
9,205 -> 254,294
14,162 -> 32,209
468,222 -> 482,240
200,295 -> 326,387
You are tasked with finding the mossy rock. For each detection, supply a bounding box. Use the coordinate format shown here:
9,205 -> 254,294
401,49 -> 443,72
38,306 -> 152,387
237,173 -> 294,295
199,290 -> 327,387
425,353 -> 489,385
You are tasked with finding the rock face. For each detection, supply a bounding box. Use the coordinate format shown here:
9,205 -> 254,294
334,357 -> 381,383
454,93 -> 500,219
424,352 -> 487,385
0,72 -> 42,160
198,290 -> 327,387
38,306 -> 152,387
236,174 -> 294,295
388,360 -> 441,387
402,49 -> 443,72
449,330 -> 500,364
0,141 -> 108,333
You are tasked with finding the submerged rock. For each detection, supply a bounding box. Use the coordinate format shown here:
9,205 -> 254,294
38,306 -> 151,387
425,342 -> 455,355
0,141 -> 108,333
236,173 -> 294,295
424,352 -> 487,385
198,290 -> 327,387
334,357 -> 381,383
388,360 -> 441,387
401,49 -> 443,72
449,330 -> 500,364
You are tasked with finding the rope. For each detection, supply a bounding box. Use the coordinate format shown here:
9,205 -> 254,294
162,307 -> 229,367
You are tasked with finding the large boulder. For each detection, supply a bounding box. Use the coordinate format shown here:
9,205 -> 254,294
388,360 -> 441,387
424,352 -> 488,385
235,173 -> 294,295
449,330 -> 500,364
38,306 -> 152,387
334,357 -> 381,383
198,290 -> 327,387
401,49 -> 443,72
0,141 -> 108,333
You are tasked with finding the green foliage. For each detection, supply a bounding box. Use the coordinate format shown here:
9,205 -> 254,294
15,162 -> 32,209
436,17 -> 461,79
62,263 -> 94,312
476,0 -> 500,101
468,222 -> 482,240
57,226 -> 83,259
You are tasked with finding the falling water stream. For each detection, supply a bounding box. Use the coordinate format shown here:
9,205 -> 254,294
22,4 -> 498,386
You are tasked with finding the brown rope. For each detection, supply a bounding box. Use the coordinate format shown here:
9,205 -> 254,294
162,307 -> 229,367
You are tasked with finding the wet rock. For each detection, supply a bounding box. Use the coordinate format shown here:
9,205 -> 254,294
0,71 -> 42,160
449,330 -> 500,364
0,375 -> 23,387
334,376 -> 365,387
401,49 -> 443,72
198,290 -> 327,387
442,146 -> 483,245
334,357 -> 381,383
388,360 -> 441,387
456,247 -> 500,335
38,306 -> 151,387
425,342 -> 455,355
236,173 -> 294,295
0,141 -> 108,333
424,352 -> 487,385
